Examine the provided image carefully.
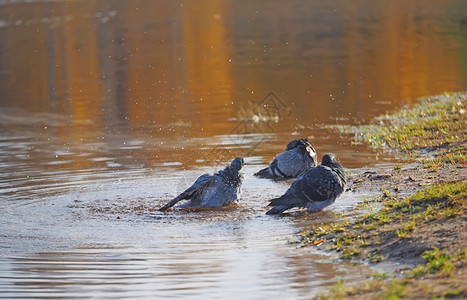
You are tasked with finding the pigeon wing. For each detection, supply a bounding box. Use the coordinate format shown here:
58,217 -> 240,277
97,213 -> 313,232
273,149 -> 310,178
294,166 -> 342,202
159,174 -> 215,210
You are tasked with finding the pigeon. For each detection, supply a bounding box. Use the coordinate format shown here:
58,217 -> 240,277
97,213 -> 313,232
254,138 -> 317,179
266,153 -> 346,215
159,157 -> 244,210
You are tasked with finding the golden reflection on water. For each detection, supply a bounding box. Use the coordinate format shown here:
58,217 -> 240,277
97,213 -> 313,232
182,1 -> 234,111
0,0 -> 466,169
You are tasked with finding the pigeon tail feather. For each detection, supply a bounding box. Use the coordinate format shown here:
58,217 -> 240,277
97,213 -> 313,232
266,195 -> 305,215
266,205 -> 293,215
159,196 -> 184,211
254,167 -> 273,178
159,187 -> 197,211
269,195 -> 304,207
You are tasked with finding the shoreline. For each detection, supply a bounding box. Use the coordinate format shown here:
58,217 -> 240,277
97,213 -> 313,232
303,92 -> 466,299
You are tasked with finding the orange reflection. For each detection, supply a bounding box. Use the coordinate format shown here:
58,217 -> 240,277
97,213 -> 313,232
120,1 -> 177,130
52,2 -> 103,171
0,0 -> 465,170
181,0 -> 234,134
59,2 -> 102,124
111,1 -> 234,137
339,0 -> 463,106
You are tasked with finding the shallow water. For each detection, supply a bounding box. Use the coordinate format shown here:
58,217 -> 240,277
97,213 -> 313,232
1,165 -> 375,299
0,0 -> 466,298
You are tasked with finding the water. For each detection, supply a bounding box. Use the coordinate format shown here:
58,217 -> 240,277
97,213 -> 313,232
0,0 -> 466,298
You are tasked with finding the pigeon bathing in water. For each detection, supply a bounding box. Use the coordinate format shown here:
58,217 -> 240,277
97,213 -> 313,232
254,138 -> 317,180
159,157 -> 244,210
266,153 -> 346,215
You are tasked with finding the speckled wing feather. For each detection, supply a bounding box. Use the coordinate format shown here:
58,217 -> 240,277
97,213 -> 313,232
291,165 -> 343,202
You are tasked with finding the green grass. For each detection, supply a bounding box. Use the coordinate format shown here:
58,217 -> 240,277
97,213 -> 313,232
410,247 -> 457,277
309,181 -> 466,299
316,247 -> 466,299
331,92 -> 467,164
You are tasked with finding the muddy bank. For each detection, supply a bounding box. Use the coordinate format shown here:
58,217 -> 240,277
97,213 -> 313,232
348,163 -> 466,199
347,165 -> 466,266
302,92 -> 466,299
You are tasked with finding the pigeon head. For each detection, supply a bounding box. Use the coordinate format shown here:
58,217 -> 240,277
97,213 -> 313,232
231,157 -> 245,171
321,153 -> 338,166
287,138 -> 317,162
286,138 -> 311,151
321,153 -> 346,183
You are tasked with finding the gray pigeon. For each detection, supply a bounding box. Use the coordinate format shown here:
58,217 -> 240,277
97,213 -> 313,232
266,153 -> 346,215
255,138 -> 317,179
159,157 -> 244,210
